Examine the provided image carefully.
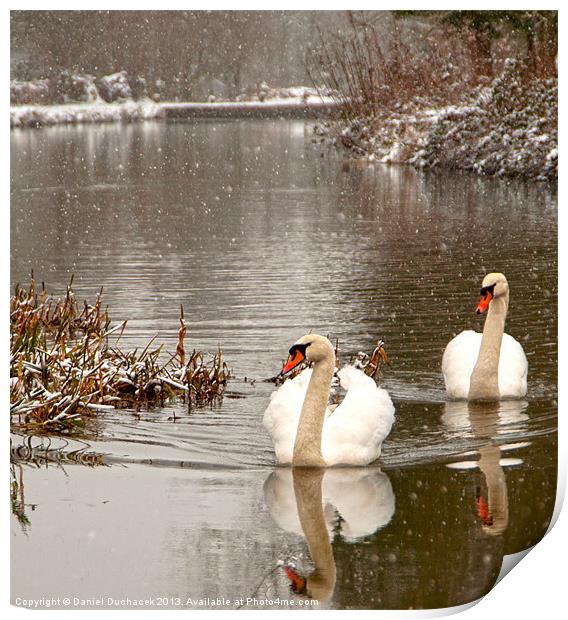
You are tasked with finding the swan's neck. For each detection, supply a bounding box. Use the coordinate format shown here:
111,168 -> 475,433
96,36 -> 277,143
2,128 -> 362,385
292,469 -> 336,600
469,293 -> 508,401
293,358 -> 334,467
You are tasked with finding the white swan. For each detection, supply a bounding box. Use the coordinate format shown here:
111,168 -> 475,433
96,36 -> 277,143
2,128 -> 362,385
263,334 -> 395,466
442,273 -> 528,401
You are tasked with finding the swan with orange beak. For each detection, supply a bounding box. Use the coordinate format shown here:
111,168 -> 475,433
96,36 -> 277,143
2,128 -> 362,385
442,273 -> 528,401
264,334 -> 394,467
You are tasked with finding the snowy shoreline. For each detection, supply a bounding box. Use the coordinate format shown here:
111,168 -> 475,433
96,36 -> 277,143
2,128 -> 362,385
10,100 -> 165,128
317,62 -> 557,182
163,98 -> 340,119
10,65 -> 557,183
10,97 -> 340,128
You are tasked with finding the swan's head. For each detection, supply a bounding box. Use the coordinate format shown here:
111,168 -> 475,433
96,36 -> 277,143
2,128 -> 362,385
476,272 -> 509,314
281,334 -> 335,375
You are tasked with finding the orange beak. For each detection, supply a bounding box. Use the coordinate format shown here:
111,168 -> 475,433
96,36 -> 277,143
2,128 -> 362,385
281,350 -> 305,375
476,291 -> 493,314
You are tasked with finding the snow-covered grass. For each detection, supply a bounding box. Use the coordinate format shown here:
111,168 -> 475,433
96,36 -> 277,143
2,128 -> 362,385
164,96 -> 336,109
10,95 -> 339,128
10,100 -> 165,128
318,60 -> 557,182
234,84 -> 333,103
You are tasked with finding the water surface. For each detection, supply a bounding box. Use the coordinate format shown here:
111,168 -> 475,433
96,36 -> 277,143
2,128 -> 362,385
11,120 -> 557,609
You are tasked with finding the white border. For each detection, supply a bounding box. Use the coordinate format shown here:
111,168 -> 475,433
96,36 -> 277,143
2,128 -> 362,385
5,3 -> 563,618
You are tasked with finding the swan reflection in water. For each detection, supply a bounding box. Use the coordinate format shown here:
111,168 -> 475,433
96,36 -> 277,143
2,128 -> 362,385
264,468 -> 394,602
443,400 -> 529,536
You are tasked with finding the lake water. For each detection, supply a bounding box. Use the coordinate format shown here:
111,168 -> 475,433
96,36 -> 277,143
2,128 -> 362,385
10,120 -> 557,610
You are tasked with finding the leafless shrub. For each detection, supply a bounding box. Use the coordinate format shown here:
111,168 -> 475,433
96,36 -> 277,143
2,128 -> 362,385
307,16 -> 474,119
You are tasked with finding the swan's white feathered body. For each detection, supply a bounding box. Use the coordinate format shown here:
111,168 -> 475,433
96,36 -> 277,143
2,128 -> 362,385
442,329 -> 528,400
263,365 -> 395,466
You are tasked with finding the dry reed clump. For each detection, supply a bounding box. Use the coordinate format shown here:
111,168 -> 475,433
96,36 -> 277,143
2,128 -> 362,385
10,276 -> 231,433
351,339 -> 391,382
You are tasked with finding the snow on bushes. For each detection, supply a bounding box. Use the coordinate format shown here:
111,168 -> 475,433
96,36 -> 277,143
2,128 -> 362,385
413,60 -> 557,181
96,71 -> 133,103
47,71 -> 100,104
328,60 -> 557,182
10,70 -> 146,106
10,79 -> 50,105
10,69 -> 165,128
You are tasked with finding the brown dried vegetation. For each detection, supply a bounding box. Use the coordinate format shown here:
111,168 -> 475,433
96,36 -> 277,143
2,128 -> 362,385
10,276 -> 231,433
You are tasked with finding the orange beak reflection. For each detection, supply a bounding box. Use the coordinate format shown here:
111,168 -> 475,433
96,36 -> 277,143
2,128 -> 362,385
281,350 -> 305,375
476,291 -> 493,314
283,565 -> 307,594
477,493 -> 494,526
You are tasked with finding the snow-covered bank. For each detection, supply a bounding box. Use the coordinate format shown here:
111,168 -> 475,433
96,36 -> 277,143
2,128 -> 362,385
10,100 -> 165,128
10,96 -> 339,128
10,72 -> 340,127
319,61 -> 557,182
163,97 -> 339,119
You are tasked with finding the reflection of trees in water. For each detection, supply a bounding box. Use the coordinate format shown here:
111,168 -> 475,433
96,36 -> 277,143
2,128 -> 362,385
12,121 -> 322,356
12,124 -> 557,395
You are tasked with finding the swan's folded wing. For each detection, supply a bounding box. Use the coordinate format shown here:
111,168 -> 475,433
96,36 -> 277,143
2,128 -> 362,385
262,369 -> 311,464
498,333 -> 528,398
322,366 -> 395,466
442,330 -> 528,399
442,330 -> 481,399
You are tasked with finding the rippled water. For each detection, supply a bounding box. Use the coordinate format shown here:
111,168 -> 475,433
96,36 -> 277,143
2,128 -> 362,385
11,120 -> 557,610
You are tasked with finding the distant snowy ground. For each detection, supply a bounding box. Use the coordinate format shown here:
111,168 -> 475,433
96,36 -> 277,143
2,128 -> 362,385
10,100 -> 165,128
164,97 -> 337,109
10,95 -> 338,128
